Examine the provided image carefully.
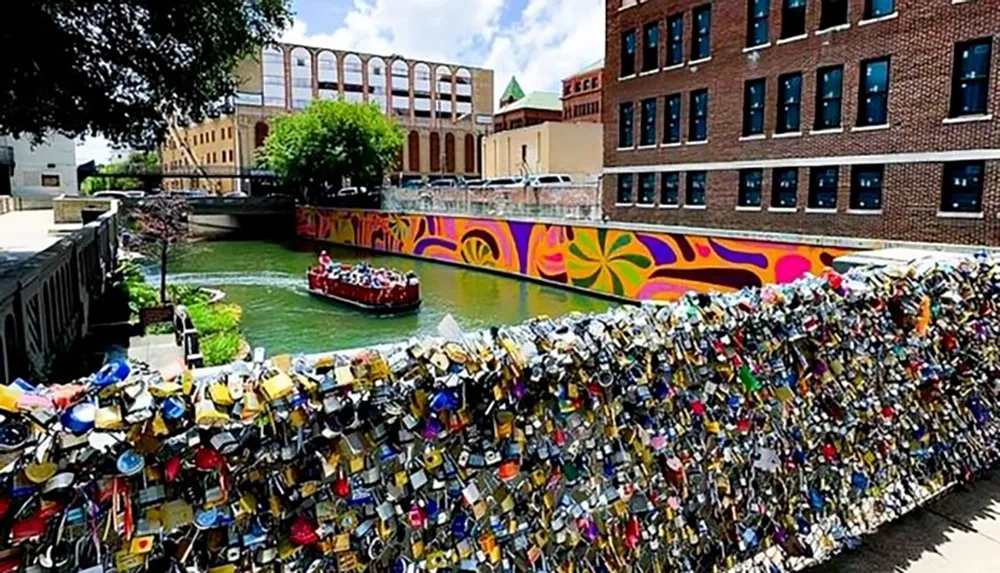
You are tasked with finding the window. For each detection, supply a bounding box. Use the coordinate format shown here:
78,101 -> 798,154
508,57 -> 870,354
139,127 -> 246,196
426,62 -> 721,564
583,79 -> 591,90
772,168 -> 798,208
621,30 -> 637,77
619,102 -> 635,148
639,174 -> 657,204
815,65 -> 844,129
747,0 -> 770,48
864,0 -> 894,19
820,0 -> 848,29
617,174 -> 634,204
950,39 -> 993,118
661,173 -> 680,205
575,82 -> 582,93
858,57 -> 890,127
743,79 -> 766,136
777,72 -> 802,133
850,165 -> 884,210
941,162 -> 985,213
809,167 -> 839,208
692,5 -> 712,60
782,0 -> 807,39
689,89 -> 708,142
643,22 -> 660,72
667,14 -> 684,66
228,127 -> 233,139
739,169 -> 764,207
40,174 -> 60,187
664,94 -> 682,144
640,98 -> 657,146
686,172 -> 707,206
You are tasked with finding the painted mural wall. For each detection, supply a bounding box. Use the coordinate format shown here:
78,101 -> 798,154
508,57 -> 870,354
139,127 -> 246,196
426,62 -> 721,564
297,207 -> 855,301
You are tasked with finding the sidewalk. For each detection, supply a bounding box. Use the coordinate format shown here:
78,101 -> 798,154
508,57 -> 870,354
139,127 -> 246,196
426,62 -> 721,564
0,210 -> 81,273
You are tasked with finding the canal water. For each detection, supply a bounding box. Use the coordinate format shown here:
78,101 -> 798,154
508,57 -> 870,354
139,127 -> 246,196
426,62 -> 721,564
167,241 -> 613,356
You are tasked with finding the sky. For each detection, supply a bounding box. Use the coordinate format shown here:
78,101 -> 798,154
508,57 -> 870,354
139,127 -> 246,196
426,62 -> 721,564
79,0 -> 604,166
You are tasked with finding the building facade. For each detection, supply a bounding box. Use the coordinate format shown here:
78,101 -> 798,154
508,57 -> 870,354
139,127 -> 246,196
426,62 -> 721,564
483,122 -> 603,179
604,0 -> 1000,246
0,134 -> 78,202
493,80 -> 564,133
162,44 -> 495,192
563,60 -> 604,123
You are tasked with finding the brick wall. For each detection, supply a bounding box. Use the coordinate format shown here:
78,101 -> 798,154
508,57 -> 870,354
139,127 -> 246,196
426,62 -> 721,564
563,68 -> 604,123
603,0 -> 1000,246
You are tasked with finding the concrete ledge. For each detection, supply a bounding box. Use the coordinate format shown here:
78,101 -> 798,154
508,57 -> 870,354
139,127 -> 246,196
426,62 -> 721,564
53,195 -> 113,224
0,196 -> 13,216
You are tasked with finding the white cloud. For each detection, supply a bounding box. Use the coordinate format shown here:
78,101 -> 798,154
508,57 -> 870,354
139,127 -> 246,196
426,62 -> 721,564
281,0 -> 605,104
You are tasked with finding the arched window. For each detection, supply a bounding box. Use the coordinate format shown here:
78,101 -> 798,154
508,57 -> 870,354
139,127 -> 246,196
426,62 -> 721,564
455,68 -> 473,116
408,131 -> 420,172
445,133 -> 456,173
391,60 -> 410,117
254,122 -> 269,149
413,63 -> 432,119
262,46 -> 286,107
430,132 -> 441,172
317,51 -> 338,100
464,134 -> 475,173
367,57 -> 387,113
436,66 -> 453,120
343,54 -> 364,104
290,47 -> 313,109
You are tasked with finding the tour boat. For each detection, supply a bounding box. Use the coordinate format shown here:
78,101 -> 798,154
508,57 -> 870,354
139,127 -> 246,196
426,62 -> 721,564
307,264 -> 421,315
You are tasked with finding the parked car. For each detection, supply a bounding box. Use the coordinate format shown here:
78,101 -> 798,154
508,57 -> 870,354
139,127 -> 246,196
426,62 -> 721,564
337,187 -> 367,197
224,191 -> 248,198
465,179 -> 487,189
400,179 -> 424,189
526,174 -> 573,186
427,179 -> 458,188
93,190 -> 144,200
484,177 -> 524,189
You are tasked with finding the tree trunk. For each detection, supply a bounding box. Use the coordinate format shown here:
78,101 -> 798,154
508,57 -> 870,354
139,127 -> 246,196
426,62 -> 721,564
160,241 -> 168,303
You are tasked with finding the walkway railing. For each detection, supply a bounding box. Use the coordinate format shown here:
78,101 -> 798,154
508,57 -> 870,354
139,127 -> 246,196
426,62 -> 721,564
380,184 -> 603,221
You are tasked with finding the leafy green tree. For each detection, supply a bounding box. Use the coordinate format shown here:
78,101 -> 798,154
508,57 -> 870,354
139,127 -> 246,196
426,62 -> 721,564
82,152 -> 160,194
1,1 -> 290,147
260,100 -> 405,193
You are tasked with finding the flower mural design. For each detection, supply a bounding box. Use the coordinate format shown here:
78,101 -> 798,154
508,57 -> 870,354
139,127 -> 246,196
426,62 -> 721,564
566,229 -> 652,297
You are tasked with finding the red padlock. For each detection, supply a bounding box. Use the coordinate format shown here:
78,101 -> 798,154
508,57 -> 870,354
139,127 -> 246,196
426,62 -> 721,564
289,515 -> 319,546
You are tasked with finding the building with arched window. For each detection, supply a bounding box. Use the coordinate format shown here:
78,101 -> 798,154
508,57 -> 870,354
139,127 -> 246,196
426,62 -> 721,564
160,43 -> 496,191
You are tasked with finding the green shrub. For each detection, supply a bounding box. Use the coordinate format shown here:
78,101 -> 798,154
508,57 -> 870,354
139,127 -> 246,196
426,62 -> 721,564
201,331 -> 242,366
169,284 -> 212,306
187,303 -> 242,336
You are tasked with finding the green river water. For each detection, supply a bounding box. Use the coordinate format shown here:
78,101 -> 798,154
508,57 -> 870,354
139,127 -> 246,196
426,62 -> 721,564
167,241 -> 613,356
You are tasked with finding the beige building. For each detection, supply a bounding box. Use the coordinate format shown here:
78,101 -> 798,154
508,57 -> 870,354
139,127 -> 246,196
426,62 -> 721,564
162,43 -> 495,192
483,121 -> 602,180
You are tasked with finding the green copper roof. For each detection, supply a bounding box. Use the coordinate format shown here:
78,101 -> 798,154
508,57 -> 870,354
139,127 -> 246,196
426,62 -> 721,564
499,77 -> 526,104
571,59 -> 604,77
496,91 -> 563,115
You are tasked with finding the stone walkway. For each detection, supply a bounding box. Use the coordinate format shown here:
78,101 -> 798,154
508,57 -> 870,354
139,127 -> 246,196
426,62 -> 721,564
127,333 -> 185,378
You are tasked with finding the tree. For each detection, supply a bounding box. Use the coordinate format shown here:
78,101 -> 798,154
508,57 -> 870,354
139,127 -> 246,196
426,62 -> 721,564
0,1 -> 290,147
82,152 -> 160,194
259,100 -> 405,193
127,195 -> 190,303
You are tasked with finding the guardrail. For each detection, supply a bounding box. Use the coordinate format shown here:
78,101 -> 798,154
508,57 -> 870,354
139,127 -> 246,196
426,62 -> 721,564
381,184 -> 602,221
173,305 -> 203,369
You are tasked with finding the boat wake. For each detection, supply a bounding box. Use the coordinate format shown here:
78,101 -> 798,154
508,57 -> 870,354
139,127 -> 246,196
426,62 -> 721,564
156,271 -> 305,293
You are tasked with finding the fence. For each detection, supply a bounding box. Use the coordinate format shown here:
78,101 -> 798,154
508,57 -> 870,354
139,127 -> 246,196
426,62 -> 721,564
380,184 -> 603,221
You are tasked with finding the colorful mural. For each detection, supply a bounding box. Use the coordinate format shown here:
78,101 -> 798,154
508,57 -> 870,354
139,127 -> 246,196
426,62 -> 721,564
297,208 -> 855,301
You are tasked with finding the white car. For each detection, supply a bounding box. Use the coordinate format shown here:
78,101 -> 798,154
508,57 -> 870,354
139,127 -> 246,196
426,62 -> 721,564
94,190 -> 144,200
526,174 -> 573,186
337,187 -> 367,197
484,177 -> 525,189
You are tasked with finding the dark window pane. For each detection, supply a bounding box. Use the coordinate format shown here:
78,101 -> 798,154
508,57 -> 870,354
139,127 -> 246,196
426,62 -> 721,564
664,94 -> 682,143
689,89 -> 709,142
639,173 -> 657,204
668,14 -> 684,66
950,39 -> 992,117
739,169 -> 764,207
858,58 -> 890,126
782,0 -> 807,38
809,167 -> 839,208
686,171 -> 707,205
641,98 -> 657,145
820,0 -> 848,29
850,165 -> 884,210
693,5 -> 712,60
619,102 -> 634,147
643,22 -> 660,72
621,30 -> 636,77
743,79 -> 766,136
941,161 -> 985,212
617,174 -> 634,203
747,0 -> 770,47
772,168 -> 798,208
864,0 -> 895,19
661,172 -> 680,204
777,72 -> 802,133
815,65 -> 843,129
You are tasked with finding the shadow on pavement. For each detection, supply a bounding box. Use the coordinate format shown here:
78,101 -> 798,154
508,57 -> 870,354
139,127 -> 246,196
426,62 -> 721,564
809,474 -> 1000,573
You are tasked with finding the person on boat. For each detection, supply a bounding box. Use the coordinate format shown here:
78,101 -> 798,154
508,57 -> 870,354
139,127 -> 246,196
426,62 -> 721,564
319,251 -> 333,271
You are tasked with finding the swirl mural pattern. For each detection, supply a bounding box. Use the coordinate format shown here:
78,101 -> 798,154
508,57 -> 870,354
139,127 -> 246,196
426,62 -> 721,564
297,208 -> 854,301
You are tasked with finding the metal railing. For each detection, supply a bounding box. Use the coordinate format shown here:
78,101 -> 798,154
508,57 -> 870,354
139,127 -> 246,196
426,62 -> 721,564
380,184 -> 603,221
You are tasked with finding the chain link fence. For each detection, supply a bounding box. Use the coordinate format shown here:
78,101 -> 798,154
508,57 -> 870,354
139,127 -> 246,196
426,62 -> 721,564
380,184 -> 603,222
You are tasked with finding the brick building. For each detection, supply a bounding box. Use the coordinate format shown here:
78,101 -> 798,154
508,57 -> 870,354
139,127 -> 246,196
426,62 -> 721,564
563,60 -> 605,123
162,43 -> 494,192
494,77 -> 564,133
604,0 -> 1000,246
